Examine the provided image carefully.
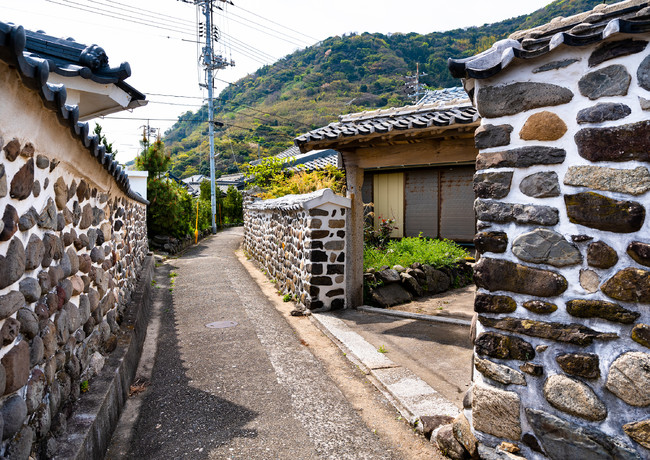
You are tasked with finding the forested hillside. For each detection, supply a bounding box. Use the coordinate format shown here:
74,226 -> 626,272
164,0 -> 617,179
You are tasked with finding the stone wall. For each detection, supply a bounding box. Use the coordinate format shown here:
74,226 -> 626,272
468,38 -> 650,458
244,189 -> 350,311
0,56 -> 148,456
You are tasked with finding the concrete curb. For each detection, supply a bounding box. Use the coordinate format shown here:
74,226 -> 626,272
54,255 -> 155,460
357,305 -> 472,327
310,311 -> 459,432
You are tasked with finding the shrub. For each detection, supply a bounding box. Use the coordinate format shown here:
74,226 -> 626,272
363,236 -> 469,272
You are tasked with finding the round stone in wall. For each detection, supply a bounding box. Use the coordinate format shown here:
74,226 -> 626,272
519,111 -> 567,141
580,269 -> 600,293
631,324 -> 650,349
512,228 -> 581,267
578,64 -> 631,100
519,171 -> 560,198
587,241 -> 618,269
623,419 -> 650,450
606,352 -> 650,406
543,374 -> 607,421
638,54 -> 650,91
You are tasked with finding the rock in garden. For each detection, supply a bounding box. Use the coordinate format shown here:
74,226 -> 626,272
436,424 -> 469,460
370,283 -> 412,308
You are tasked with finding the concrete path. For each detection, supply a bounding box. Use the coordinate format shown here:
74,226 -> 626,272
106,228 -> 401,459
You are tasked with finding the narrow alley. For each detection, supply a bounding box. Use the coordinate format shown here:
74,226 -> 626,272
105,228 -> 442,459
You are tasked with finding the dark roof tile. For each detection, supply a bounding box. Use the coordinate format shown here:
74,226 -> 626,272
0,21 -> 147,204
449,0 -> 650,80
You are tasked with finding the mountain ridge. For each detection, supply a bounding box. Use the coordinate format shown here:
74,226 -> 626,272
163,0 -> 617,179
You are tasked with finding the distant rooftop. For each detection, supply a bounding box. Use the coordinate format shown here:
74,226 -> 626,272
415,87 -> 469,106
296,98 -> 478,152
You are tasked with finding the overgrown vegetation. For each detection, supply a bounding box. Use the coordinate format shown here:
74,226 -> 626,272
163,0 -> 616,179
243,156 -> 345,199
363,236 -> 470,272
137,140 -> 216,238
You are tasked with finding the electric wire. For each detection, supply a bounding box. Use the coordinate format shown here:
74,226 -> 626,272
232,3 -> 319,42
226,10 -> 311,46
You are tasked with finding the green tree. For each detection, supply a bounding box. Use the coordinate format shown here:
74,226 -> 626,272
135,140 -> 170,177
93,124 -> 117,160
224,186 -> 243,223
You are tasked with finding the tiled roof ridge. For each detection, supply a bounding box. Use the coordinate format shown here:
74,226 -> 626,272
448,0 -> 650,80
295,103 -> 478,150
339,99 -> 474,123
0,21 -> 148,204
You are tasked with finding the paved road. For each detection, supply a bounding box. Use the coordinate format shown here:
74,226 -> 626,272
106,228 -> 396,459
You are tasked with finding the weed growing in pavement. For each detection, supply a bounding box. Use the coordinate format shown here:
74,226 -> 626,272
377,345 -> 388,354
169,272 -> 178,278
151,280 -> 157,287
155,263 -> 162,268
80,380 -> 89,393
282,293 -> 292,302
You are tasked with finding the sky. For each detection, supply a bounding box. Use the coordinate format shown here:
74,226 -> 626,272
1,0 -> 552,163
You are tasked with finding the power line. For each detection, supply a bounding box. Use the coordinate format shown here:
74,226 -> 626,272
226,10 -> 311,47
224,15 -> 306,48
45,0 -> 195,38
233,4 -> 319,42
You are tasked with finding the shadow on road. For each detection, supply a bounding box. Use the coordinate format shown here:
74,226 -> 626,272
115,259 -> 260,459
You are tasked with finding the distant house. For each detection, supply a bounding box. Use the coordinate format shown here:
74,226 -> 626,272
23,28 -> 147,120
296,88 -> 480,242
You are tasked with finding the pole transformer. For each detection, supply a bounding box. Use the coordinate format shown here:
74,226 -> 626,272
179,0 -> 234,234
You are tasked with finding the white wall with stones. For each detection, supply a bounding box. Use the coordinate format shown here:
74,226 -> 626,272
244,189 -> 350,311
0,59 -> 148,457
468,35 -> 650,459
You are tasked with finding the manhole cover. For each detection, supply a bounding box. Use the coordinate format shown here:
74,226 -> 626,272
206,321 -> 238,329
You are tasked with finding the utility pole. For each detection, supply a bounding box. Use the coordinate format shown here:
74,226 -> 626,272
404,63 -> 427,102
179,0 -> 234,234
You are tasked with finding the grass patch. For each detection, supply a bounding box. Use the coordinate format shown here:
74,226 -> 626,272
363,237 -> 469,272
